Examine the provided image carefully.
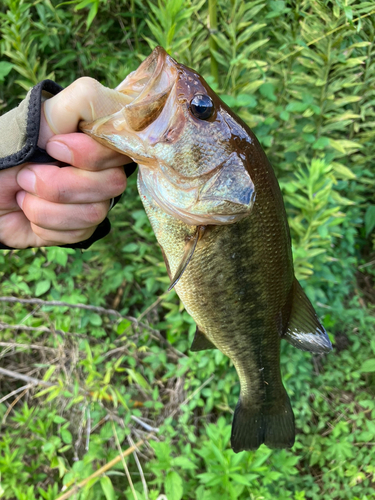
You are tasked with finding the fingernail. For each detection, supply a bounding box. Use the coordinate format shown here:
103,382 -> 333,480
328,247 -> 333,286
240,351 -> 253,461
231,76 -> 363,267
46,140 -> 73,163
17,169 -> 36,192
16,191 -> 26,209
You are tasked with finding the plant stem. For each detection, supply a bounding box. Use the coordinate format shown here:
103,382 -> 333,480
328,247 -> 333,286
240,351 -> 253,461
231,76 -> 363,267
208,0 -> 219,84
131,0 -> 140,53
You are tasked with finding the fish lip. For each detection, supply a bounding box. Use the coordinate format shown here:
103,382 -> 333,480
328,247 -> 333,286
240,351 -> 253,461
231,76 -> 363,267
114,47 -> 177,122
115,46 -> 168,99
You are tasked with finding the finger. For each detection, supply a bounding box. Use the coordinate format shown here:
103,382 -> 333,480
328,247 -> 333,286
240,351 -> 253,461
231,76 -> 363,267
46,133 -> 132,170
0,210 -> 96,248
39,77 -> 130,146
0,164 -> 24,212
17,163 -> 126,204
29,223 -> 96,246
16,191 -> 110,231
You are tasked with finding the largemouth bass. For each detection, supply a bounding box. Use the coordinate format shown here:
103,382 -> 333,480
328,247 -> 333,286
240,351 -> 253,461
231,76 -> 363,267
80,47 -> 332,452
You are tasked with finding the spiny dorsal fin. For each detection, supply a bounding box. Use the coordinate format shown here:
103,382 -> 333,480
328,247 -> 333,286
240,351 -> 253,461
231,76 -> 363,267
190,326 -> 216,352
283,279 -> 332,353
168,226 -> 206,292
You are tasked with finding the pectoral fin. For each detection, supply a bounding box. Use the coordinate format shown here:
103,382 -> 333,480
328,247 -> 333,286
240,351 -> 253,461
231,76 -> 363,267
168,226 -> 206,292
190,326 -> 216,352
283,279 -> 332,353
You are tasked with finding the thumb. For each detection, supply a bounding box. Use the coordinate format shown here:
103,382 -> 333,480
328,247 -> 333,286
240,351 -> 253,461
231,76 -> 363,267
39,77 -> 129,147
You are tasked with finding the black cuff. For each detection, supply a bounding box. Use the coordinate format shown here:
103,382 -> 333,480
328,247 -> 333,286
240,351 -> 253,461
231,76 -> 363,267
0,80 -> 63,170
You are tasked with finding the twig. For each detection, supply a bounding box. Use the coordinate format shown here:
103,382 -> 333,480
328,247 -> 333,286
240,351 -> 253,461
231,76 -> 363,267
168,374 -> 215,420
358,259 -> 375,270
0,296 -> 124,317
0,367 -> 52,387
0,321 -> 98,343
0,341 -> 58,352
111,420 -> 138,500
131,415 -> 159,433
128,434 -> 149,500
56,434 -> 153,500
85,406 -> 91,451
2,387 -> 30,424
0,383 -> 34,404
137,293 -> 167,322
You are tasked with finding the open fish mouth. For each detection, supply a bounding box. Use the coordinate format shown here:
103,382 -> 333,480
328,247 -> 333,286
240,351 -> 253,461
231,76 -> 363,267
80,47 -> 177,142
114,46 -> 177,132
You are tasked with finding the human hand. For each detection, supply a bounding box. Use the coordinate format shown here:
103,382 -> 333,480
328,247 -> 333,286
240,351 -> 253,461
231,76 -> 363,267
0,77 -> 132,249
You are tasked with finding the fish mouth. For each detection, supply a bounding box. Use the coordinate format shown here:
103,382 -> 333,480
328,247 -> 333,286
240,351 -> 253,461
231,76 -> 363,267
114,46 -> 177,132
80,47 -> 177,141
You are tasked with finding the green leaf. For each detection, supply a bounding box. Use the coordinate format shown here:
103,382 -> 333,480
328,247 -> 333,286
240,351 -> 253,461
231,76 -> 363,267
117,319 -> 132,334
165,471 -> 183,500
89,313 -> 102,326
360,359 -> 375,373
100,476 -> 116,500
60,429 -> 72,444
331,162 -> 356,180
236,94 -> 257,108
86,1 -> 98,29
53,415 -> 67,424
312,137 -> 330,150
172,456 -> 197,470
35,279 -> 51,297
126,368 -> 151,392
43,365 -> 57,382
122,242 -> 139,253
365,206 -> 375,237
0,61 -> 13,81
259,82 -> 277,102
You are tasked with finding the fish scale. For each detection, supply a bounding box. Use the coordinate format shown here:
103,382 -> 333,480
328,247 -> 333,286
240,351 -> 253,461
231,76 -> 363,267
81,46 -> 333,452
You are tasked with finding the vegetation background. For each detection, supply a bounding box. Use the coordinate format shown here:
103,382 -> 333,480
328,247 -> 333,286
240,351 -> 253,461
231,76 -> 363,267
0,0 -> 375,498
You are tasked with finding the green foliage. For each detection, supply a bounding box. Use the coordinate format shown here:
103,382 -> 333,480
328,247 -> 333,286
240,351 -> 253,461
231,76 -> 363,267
0,0 -> 375,499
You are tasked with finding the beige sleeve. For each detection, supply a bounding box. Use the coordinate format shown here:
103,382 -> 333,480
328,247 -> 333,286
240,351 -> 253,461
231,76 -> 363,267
0,80 -> 63,170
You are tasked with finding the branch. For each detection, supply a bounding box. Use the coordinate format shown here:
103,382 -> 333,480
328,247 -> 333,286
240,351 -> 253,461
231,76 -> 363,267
0,367 -> 52,387
0,297 -> 186,357
56,434 -> 154,500
0,321 -> 101,343
0,296 -> 124,317
0,341 -> 58,352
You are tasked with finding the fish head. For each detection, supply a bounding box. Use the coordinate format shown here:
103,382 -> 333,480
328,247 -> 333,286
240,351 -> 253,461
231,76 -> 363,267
80,46 -> 256,226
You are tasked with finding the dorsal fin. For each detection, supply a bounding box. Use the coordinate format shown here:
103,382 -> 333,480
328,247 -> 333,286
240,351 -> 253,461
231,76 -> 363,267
168,226 -> 206,292
190,326 -> 216,352
283,279 -> 332,353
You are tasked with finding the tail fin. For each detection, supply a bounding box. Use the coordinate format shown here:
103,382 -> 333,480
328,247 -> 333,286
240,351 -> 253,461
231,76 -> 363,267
231,397 -> 295,453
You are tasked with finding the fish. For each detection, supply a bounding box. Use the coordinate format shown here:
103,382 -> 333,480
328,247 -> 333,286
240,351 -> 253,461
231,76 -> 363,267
80,46 -> 332,453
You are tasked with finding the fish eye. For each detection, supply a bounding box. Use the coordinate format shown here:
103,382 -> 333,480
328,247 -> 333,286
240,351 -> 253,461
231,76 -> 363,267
190,94 -> 214,120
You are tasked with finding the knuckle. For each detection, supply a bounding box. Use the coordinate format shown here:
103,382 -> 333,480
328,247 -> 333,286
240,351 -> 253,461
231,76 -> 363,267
108,168 -> 127,196
22,197 -> 40,225
83,202 -> 108,225
74,76 -> 101,92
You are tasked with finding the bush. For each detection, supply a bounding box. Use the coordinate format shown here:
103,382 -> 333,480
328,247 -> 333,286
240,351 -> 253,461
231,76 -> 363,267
0,0 -> 374,499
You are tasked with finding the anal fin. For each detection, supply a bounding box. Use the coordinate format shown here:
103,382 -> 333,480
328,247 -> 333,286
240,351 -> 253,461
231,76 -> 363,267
190,326 -> 216,352
283,278 -> 332,353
